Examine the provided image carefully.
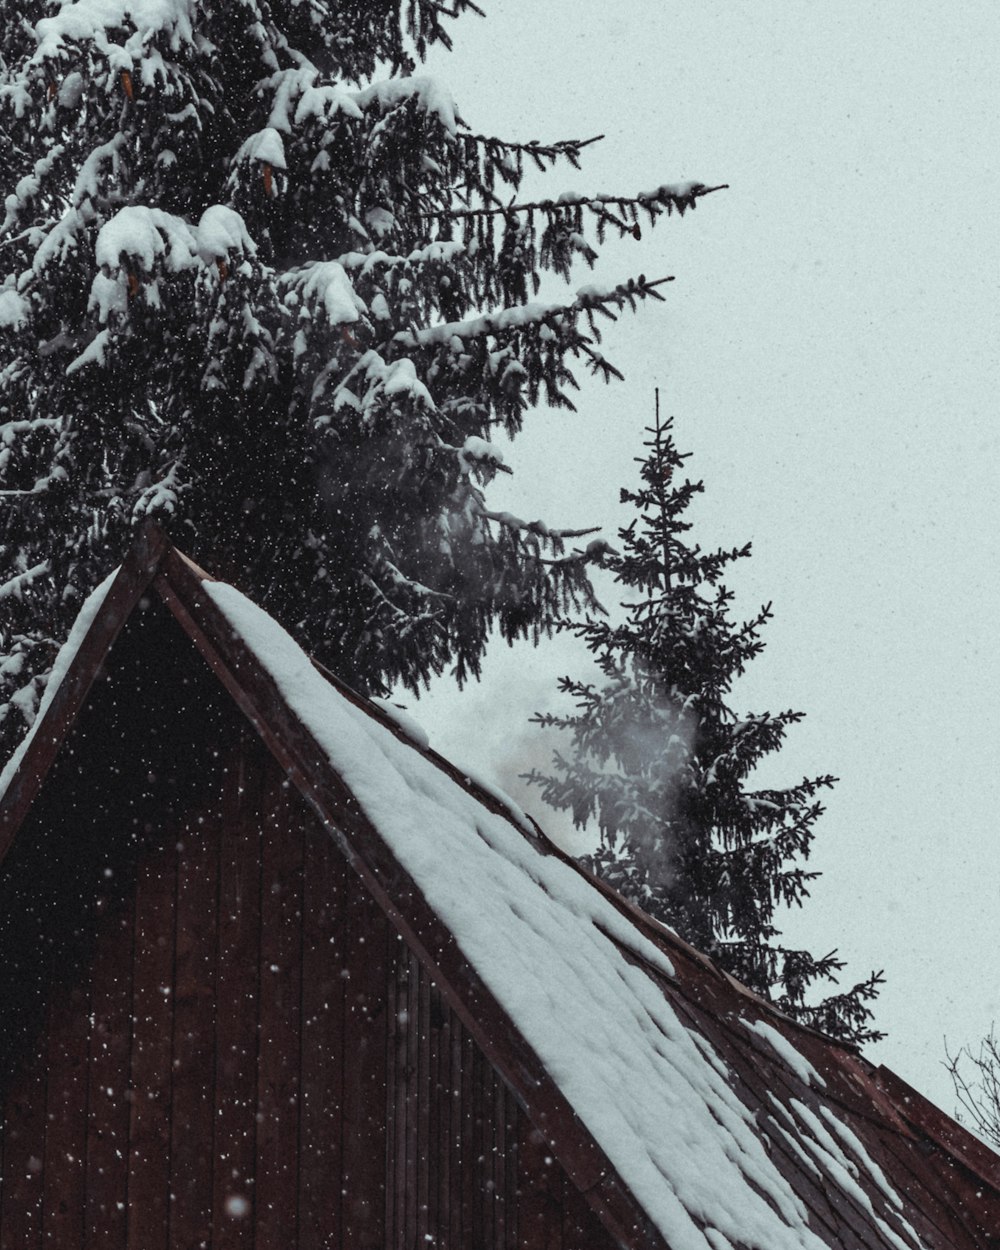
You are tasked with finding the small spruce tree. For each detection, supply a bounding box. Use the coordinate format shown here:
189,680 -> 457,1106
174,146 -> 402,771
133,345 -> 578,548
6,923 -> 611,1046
0,1 -> 720,761
527,397 -> 883,1044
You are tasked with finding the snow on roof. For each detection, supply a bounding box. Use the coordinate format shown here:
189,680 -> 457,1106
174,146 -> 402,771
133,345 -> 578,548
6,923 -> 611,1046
743,1019 -> 827,1089
202,581 -> 926,1250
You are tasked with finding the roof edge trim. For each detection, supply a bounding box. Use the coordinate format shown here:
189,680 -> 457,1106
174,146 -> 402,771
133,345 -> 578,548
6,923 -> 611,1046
876,1065 -> 1000,1196
0,519 -> 170,863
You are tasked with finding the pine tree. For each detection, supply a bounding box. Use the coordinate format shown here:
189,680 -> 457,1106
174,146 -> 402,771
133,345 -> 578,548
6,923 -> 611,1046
526,398 -> 884,1045
0,3 -> 721,758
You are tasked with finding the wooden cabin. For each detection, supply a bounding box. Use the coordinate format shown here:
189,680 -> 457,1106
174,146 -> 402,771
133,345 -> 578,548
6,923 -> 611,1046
0,523 -> 998,1250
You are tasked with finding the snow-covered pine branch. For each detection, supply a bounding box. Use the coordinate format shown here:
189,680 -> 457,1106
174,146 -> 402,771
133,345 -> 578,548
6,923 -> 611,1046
0,1 -> 718,751
434,180 -> 724,225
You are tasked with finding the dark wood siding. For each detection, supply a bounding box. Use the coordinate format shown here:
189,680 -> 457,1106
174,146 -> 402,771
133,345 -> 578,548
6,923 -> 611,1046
0,602 -> 617,1250
386,949 -> 528,1250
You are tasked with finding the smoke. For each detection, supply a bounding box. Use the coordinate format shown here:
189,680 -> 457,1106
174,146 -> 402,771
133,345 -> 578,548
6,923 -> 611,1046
475,672 -> 698,872
490,727 -> 596,857
405,637 -> 698,875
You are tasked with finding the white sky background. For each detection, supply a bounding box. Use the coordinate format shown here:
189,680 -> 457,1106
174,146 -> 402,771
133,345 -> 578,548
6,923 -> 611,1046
408,1 -> 1000,1116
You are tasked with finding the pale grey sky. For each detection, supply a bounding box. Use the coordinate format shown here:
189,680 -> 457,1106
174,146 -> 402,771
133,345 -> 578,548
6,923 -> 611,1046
411,1 -> 1000,1115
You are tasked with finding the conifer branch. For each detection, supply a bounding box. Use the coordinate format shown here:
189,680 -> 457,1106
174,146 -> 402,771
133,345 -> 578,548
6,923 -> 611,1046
0,560 -> 51,599
430,1 -> 485,18
427,182 -> 727,223
477,505 -> 599,542
461,130 -> 605,163
0,0 -> 717,759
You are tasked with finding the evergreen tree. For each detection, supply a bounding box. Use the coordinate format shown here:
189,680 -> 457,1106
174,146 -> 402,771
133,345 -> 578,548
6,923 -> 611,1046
0,2 -> 720,758
527,399 -> 883,1044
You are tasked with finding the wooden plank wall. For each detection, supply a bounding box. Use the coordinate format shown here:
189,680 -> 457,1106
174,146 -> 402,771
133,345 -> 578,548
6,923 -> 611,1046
0,716 -> 616,1250
386,949 -> 524,1250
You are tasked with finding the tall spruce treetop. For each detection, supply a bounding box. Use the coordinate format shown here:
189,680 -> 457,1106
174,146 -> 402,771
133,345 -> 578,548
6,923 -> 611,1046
527,401 -> 883,1045
0,2 -> 719,757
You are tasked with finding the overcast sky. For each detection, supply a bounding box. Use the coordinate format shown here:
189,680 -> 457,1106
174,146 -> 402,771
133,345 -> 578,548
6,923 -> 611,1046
409,1 -> 1000,1116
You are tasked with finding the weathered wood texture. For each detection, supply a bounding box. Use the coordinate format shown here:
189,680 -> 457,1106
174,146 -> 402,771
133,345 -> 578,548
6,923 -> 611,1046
0,601 -> 614,1250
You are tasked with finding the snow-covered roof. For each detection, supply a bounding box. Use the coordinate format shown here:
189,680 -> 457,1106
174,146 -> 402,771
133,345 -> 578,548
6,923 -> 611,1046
2,524 -> 998,1250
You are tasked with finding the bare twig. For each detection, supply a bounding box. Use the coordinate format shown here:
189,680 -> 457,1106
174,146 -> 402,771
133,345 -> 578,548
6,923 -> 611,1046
944,1025 -> 1000,1148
